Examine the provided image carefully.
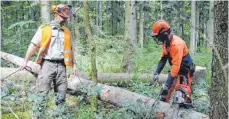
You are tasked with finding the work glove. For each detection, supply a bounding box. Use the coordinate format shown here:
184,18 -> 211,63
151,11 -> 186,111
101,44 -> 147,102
153,72 -> 159,82
148,72 -> 159,86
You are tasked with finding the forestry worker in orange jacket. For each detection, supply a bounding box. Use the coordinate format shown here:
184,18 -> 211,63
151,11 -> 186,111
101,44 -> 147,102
151,20 -> 195,103
20,4 -> 77,118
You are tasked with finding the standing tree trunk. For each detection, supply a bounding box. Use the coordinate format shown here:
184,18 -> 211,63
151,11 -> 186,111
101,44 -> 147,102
180,1 -> 184,38
207,0 -> 214,48
96,0 -> 99,31
73,1 -> 81,42
121,1 -> 137,73
190,1 -> 196,54
160,0 -> 163,19
99,1 -> 102,31
111,1 -> 114,36
40,1 -> 50,23
195,4 -> 199,52
83,0 -> 98,115
210,1 -> 228,119
139,1 -> 144,48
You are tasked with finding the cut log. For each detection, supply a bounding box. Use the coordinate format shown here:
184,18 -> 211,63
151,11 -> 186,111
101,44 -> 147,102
0,51 -> 206,85
0,51 -> 209,119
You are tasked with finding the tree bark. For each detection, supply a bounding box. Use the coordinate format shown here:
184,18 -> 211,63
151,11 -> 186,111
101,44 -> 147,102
0,52 -> 209,119
99,1 -> 102,31
139,1 -> 144,48
96,0 -> 99,31
190,1 -> 196,54
207,1 -> 214,48
40,1 -> 50,24
72,1 -> 81,42
195,5 -> 199,52
83,0 -> 98,114
122,1 -> 137,73
180,1 -> 184,38
210,1 -> 228,119
160,0 -> 163,19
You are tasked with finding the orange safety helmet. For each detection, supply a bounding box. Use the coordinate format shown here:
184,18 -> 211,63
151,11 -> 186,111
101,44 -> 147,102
151,20 -> 170,37
151,20 -> 171,45
51,4 -> 72,19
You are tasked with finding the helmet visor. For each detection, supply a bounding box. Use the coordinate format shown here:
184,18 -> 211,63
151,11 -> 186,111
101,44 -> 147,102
152,35 -> 164,45
61,7 -> 71,19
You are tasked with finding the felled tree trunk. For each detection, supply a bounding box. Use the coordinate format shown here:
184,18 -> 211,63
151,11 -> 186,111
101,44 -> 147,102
0,51 -> 206,85
0,51 -> 209,119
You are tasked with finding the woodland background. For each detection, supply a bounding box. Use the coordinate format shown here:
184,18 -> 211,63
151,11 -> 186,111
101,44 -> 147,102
0,1 -> 228,119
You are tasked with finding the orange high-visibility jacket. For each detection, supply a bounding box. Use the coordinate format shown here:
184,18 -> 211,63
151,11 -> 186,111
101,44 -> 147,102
160,35 -> 192,77
35,24 -> 73,66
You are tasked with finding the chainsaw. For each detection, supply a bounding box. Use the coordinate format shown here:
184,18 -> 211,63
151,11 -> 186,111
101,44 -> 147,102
172,75 -> 193,119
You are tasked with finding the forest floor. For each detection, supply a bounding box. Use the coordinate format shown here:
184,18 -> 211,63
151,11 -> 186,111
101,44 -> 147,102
1,68 -> 209,119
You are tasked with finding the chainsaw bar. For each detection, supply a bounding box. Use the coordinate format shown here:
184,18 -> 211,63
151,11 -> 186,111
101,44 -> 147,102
172,103 -> 179,119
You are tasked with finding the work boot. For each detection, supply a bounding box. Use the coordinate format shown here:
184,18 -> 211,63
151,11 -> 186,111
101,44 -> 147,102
53,90 -> 67,117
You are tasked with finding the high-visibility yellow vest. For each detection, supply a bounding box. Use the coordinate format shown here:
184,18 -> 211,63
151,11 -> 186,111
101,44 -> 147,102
35,24 -> 73,66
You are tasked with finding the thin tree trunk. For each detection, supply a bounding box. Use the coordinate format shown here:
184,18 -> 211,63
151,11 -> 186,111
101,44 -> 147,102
210,1 -> 228,119
111,1 -> 114,36
83,0 -> 98,115
96,0 -> 99,31
160,1 -> 163,19
40,1 -> 50,24
203,23 -> 208,51
106,1 -> 109,33
190,1 -> 196,54
99,1 -> 102,31
195,4 -> 199,52
207,1 -> 214,48
139,1 -> 144,48
122,1 -> 137,73
72,1 -> 81,42
180,1 -> 184,38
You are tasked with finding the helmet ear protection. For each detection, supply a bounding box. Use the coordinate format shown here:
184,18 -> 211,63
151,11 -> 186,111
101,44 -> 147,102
51,5 -> 57,12
57,7 -> 62,13
51,5 -> 62,13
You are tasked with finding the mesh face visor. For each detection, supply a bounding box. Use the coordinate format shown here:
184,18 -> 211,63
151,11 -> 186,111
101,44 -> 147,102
152,35 -> 164,45
151,28 -> 171,45
58,7 -> 70,19
67,5 -> 76,18
58,6 -> 76,20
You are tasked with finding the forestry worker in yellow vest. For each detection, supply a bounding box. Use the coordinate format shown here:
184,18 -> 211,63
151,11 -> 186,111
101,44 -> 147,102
20,4 -> 77,118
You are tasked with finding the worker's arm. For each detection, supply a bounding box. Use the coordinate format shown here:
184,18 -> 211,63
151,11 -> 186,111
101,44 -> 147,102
20,26 -> 42,70
155,55 -> 167,74
170,44 -> 184,77
155,45 -> 168,74
20,43 -> 37,70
